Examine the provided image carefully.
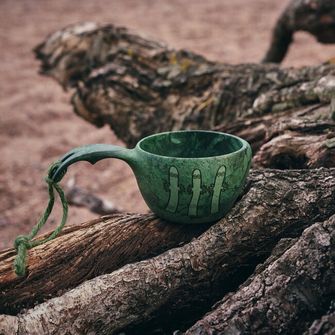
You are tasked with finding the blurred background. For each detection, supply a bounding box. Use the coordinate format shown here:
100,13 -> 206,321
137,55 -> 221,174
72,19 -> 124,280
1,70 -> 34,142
1,0 -> 335,249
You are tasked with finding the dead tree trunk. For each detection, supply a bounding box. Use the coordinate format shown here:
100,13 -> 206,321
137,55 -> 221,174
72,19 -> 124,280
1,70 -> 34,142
0,169 -> 335,334
35,23 -> 335,168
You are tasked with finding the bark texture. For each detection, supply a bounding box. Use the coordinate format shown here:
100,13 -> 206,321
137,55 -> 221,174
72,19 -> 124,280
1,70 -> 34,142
306,310 -> 335,335
35,23 -> 335,168
184,214 -> 335,335
221,103 -> 335,169
0,213 -> 208,315
0,168 -> 335,334
263,0 -> 335,63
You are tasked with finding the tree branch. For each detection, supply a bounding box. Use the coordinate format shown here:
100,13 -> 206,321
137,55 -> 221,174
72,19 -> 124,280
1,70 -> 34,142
263,0 -> 335,63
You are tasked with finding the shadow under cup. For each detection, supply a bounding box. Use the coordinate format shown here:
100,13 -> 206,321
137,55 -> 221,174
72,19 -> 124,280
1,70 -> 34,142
134,130 -> 252,224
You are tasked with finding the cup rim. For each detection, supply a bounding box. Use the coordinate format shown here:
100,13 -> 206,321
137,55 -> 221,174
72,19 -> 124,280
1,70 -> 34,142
136,130 -> 250,160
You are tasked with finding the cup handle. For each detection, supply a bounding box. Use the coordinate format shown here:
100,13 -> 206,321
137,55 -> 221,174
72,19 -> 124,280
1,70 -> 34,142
49,144 -> 131,182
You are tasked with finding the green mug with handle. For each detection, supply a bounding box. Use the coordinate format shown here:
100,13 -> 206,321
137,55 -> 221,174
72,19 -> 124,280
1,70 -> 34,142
51,130 -> 252,224
14,130 -> 251,276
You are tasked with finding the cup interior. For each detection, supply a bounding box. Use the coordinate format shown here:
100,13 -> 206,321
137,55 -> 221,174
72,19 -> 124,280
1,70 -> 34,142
138,131 -> 244,158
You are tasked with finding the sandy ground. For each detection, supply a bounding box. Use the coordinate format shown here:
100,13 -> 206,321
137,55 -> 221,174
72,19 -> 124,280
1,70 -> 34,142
1,0 -> 335,250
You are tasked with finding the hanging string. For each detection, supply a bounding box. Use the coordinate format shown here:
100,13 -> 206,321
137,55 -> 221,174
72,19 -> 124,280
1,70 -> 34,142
13,161 -> 68,277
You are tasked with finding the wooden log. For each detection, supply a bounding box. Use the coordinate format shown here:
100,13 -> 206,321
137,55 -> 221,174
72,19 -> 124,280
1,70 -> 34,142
184,214 -> 335,335
35,23 -> 335,165
70,69 -> 335,151
0,168 -> 334,334
263,0 -> 335,63
0,213 -> 208,315
1,22 -> 331,334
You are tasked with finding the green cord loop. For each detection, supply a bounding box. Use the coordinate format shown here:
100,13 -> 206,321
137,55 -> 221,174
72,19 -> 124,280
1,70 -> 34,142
14,235 -> 30,250
13,161 -> 68,277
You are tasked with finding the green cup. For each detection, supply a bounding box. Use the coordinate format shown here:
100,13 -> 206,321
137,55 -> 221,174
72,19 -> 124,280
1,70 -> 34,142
51,130 -> 252,224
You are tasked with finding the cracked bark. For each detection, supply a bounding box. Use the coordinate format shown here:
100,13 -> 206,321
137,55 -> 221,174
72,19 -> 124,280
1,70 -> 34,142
0,168 -> 335,334
35,23 -> 335,168
183,214 -> 335,335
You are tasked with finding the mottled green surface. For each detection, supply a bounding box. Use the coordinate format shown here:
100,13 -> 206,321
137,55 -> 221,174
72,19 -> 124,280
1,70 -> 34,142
139,131 -> 243,158
52,131 -> 252,224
